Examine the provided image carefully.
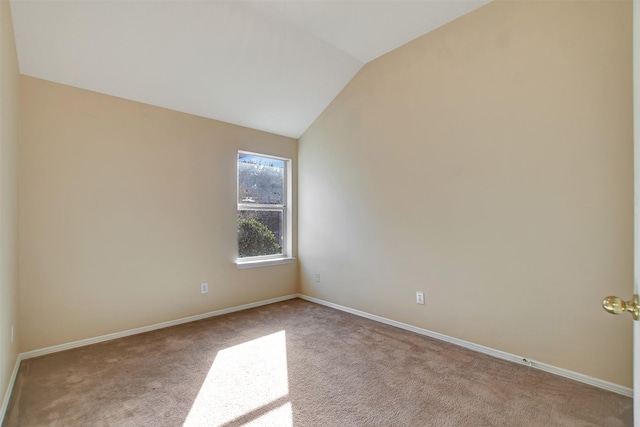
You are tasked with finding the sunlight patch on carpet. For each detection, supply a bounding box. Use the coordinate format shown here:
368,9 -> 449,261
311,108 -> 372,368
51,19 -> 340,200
183,330 -> 292,426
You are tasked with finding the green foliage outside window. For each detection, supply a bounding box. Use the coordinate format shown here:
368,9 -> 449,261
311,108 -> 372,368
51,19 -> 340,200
238,217 -> 281,257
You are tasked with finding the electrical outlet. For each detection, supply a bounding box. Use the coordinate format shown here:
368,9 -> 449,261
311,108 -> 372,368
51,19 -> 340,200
416,291 -> 424,305
200,283 -> 208,294
314,273 -> 320,283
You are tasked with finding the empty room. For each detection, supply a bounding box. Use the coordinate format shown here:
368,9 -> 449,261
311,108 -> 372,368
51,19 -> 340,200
0,0 -> 637,425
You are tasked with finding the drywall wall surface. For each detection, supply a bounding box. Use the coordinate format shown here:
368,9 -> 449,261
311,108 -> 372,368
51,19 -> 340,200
299,1 -> 633,387
0,0 -> 20,410
19,76 -> 297,351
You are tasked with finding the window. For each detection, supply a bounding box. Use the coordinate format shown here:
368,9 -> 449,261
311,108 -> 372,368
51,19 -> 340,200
237,151 -> 293,268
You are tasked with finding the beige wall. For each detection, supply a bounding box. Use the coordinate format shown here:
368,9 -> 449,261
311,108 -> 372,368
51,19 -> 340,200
299,1 -> 633,387
19,76 -> 297,352
0,0 -> 20,410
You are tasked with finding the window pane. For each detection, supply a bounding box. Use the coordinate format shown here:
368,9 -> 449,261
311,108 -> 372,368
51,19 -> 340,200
238,154 -> 285,205
238,210 -> 283,258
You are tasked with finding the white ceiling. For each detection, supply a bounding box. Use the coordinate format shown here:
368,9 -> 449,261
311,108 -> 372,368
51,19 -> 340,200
10,0 -> 489,138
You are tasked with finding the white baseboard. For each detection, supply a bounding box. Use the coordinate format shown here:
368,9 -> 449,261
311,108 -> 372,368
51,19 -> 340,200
0,355 -> 22,424
297,294 -> 633,398
10,292 -> 633,407
21,294 -> 298,360
1,294 -> 298,426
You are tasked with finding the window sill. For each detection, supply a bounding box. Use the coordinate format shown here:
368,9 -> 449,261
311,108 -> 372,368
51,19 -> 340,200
236,257 -> 296,269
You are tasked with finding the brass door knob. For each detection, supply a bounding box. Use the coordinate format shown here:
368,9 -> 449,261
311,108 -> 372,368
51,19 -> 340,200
602,295 -> 639,320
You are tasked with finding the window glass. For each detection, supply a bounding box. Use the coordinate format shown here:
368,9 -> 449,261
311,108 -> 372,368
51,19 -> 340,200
237,152 -> 288,260
238,210 -> 283,257
238,154 -> 284,205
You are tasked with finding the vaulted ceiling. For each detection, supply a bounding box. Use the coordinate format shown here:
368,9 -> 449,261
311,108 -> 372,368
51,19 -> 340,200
10,0 -> 489,138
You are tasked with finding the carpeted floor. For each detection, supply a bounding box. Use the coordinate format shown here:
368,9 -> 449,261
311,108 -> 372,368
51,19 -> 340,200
2,298 -> 633,426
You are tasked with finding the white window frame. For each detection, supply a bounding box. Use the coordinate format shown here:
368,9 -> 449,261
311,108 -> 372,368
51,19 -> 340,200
236,150 -> 294,269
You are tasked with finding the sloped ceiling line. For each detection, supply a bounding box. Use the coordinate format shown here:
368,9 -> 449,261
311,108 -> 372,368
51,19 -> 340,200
10,0 -> 489,138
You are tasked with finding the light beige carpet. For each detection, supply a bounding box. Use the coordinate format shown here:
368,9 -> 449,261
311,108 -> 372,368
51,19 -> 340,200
3,299 -> 632,426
